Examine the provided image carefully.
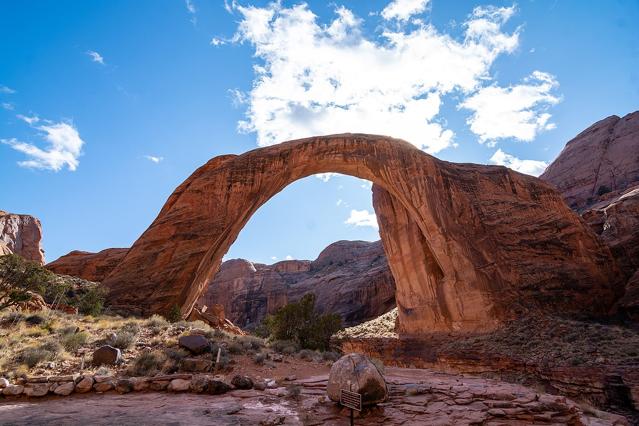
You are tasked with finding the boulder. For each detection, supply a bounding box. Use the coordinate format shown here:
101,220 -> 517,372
231,375 -> 253,390
92,345 -> 122,366
0,210 -> 45,264
190,376 -> 232,395
93,381 -> 114,392
53,382 -> 75,396
24,383 -> 49,397
115,379 -> 133,394
168,378 -> 191,392
0,377 -> 9,388
131,377 -> 150,392
75,376 -> 94,393
208,380 -> 232,395
327,353 -> 388,406
181,357 -> 212,372
178,335 -> 210,355
2,384 -> 24,396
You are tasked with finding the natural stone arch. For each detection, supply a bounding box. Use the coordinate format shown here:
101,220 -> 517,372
103,134 -> 622,334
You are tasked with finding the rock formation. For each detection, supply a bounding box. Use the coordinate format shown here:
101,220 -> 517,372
197,240 -> 395,328
102,134 -> 622,334
0,210 -> 45,264
540,111 -> 639,212
541,111 -> 639,320
47,248 -> 129,282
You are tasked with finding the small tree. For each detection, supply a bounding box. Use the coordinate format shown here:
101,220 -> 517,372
264,293 -> 342,351
0,254 -> 54,311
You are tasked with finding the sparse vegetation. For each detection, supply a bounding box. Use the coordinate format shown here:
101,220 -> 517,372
0,254 -> 55,311
111,331 -> 137,350
262,294 -> 342,351
129,350 -> 167,376
61,331 -> 89,352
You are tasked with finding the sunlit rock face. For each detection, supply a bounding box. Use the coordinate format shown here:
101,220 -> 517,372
197,240 -> 396,328
101,134 -> 622,334
47,248 -> 129,282
0,210 -> 45,264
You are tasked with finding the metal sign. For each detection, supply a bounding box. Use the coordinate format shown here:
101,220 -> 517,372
340,389 -> 362,412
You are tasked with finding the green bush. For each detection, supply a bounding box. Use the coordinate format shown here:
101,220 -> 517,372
129,350 -> 167,376
0,254 -> 55,311
263,294 -> 342,351
62,331 -> 89,352
146,314 -> 169,328
75,284 -> 107,316
166,305 -> 182,323
18,341 -> 63,368
111,331 -> 137,350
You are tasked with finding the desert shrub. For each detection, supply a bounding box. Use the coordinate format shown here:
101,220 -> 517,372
298,349 -> 315,361
120,322 -> 141,335
62,331 -> 89,352
0,254 -> 55,311
263,294 -> 342,350
1,311 -> 24,325
227,340 -> 245,355
166,305 -> 182,323
58,325 -> 79,336
111,331 -> 137,350
18,340 -> 63,368
129,350 -> 167,376
146,314 -> 169,328
238,335 -> 265,351
25,314 -> 46,325
322,351 -> 340,362
271,339 -> 300,354
286,384 -> 302,400
254,352 -> 266,365
210,343 -> 230,369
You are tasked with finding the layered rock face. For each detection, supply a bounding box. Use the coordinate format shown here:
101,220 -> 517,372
47,248 -> 129,282
541,111 -> 639,319
540,111 -> 639,212
102,134 -> 621,334
197,240 -> 395,328
0,210 -> 45,264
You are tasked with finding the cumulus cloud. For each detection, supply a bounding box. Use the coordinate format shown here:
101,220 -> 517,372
87,50 -> 105,65
489,148 -> 548,176
0,85 -> 15,94
460,71 -> 560,143
345,209 -> 379,230
315,172 -> 339,182
144,155 -> 164,164
229,2 -> 523,152
381,0 -> 430,22
2,119 -> 85,171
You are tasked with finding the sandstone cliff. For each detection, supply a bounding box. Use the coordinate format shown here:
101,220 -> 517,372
541,111 -> 639,320
540,111 -> 639,212
0,210 -> 45,264
47,248 -> 129,282
197,240 -> 395,328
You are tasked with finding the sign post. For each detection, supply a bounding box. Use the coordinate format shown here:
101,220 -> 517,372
340,389 -> 362,426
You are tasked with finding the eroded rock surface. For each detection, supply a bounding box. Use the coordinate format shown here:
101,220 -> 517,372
198,240 -> 395,327
102,134 -> 621,333
540,111 -> 639,212
0,210 -> 45,264
46,248 -> 129,282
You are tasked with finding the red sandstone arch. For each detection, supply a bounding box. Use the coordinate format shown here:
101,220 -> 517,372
103,134 -> 623,333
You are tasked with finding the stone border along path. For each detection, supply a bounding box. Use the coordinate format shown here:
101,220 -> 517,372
0,368 -> 632,425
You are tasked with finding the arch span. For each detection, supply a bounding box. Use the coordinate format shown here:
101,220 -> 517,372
103,134 -> 623,333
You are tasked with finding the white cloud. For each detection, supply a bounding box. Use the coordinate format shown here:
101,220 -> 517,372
460,71 -> 560,143
285,255 -> 294,260
270,256 -> 278,261
489,148 -> 548,176
336,199 -> 343,206
315,172 -> 339,182
2,103 -> 14,110
87,50 -> 105,65
345,209 -> 379,230
0,85 -> 15,94
210,37 -> 226,46
144,155 -> 164,164
17,114 -> 39,125
229,2 -> 523,153
381,0 -> 430,22
2,120 -> 85,171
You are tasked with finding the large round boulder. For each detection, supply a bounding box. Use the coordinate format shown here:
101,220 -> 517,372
327,353 -> 388,406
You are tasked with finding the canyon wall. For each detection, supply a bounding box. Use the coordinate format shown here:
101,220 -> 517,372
0,210 -> 45,264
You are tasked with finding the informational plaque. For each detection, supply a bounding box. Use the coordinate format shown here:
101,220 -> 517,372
340,389 -> 362,411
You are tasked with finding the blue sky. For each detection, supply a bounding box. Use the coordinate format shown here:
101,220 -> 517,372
1,0 -> 638,264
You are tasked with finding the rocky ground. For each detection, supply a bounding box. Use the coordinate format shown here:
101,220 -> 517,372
0,368 -> 629,425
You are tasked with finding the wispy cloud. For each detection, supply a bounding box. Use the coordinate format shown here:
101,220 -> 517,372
144,155 -> 164,164
17,114 -> 39,125
2,103 -> 14,111
460,71 -> 560,144
315,172 -> 339,182
226,2 -> 539,152
86,50 -> 105,65
345,209 -> 379,230
489,148 -> 548,176
0,85 -> 16,94
2,118 -> 85,171
185,0 -> 197,25
285,255 -> 294,260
